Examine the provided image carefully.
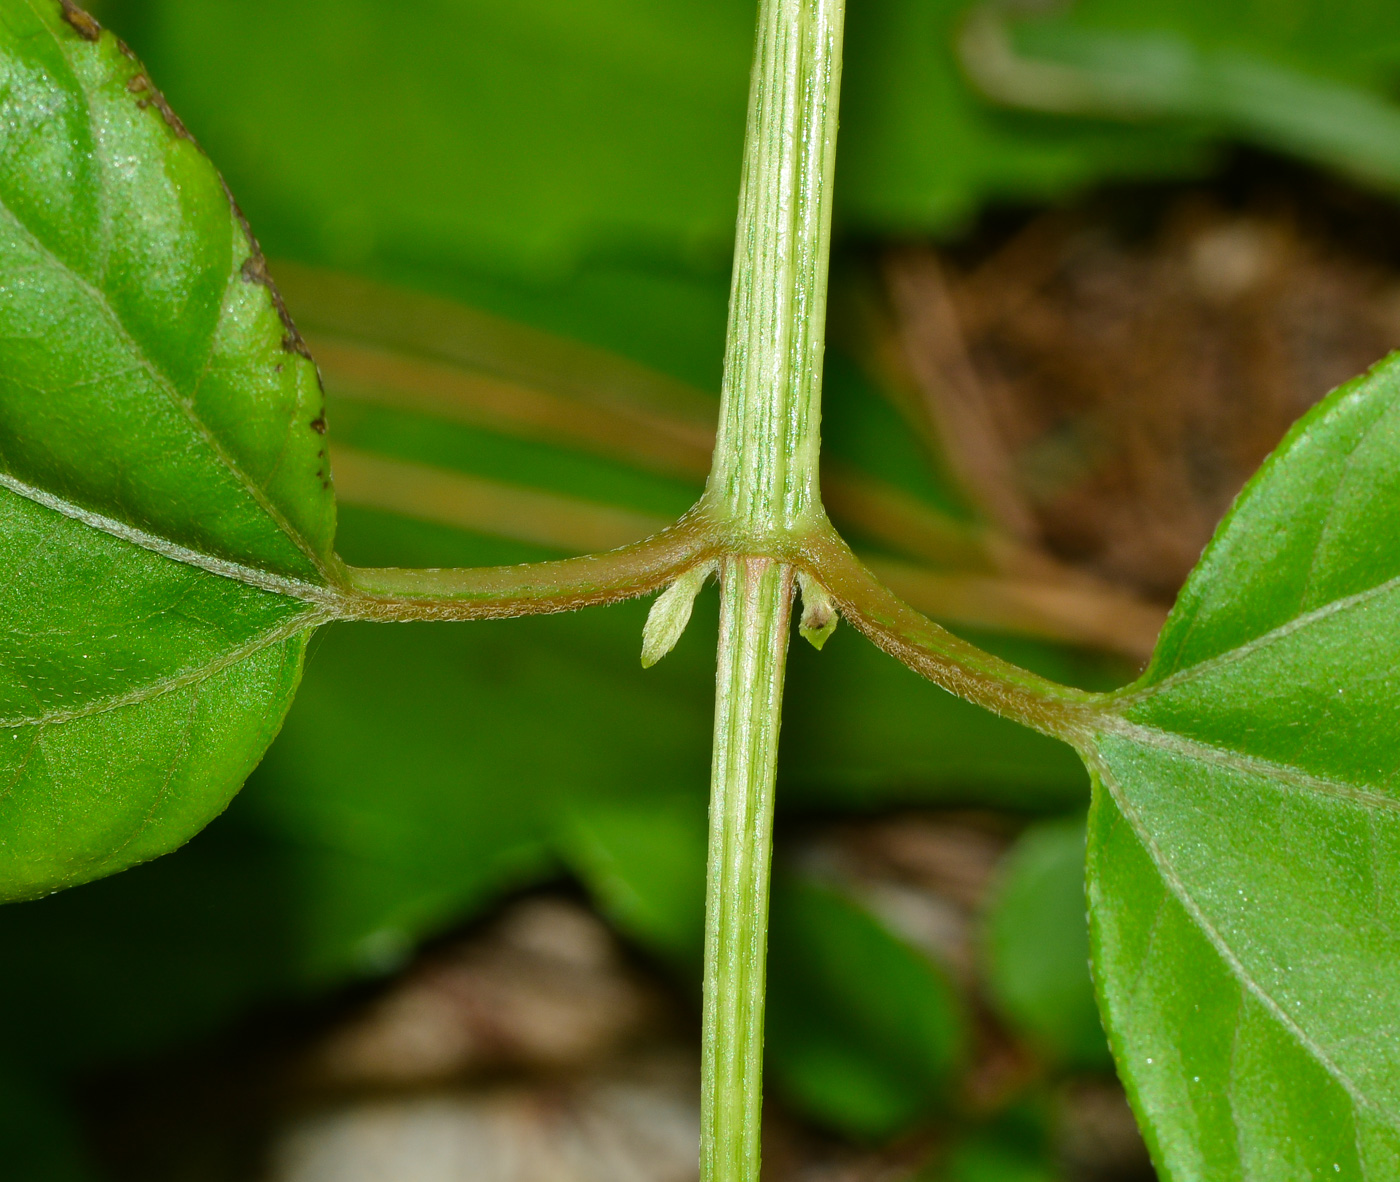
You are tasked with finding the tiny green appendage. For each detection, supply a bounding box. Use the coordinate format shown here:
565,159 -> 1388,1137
642,561 -> 717,667
797,571 -> 839,650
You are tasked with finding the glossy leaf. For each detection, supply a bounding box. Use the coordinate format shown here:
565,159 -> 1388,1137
1085,353 -> 1400,1179
0,3 -> 334,899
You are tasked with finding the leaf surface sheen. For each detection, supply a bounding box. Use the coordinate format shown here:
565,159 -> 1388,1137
1086,353 -> 1400,1179
0,2 -> 335,900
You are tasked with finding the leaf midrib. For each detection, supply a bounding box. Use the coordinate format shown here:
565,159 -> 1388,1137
0,469 -> 338,606
1091,754 -> 1400,1138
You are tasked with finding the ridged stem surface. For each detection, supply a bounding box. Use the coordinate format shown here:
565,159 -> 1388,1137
705,0 -> 846,542
701,557 -> 793,1182
700,3 -> 846,1180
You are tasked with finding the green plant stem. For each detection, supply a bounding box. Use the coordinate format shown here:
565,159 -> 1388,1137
702,556 -> 793,1182
309,0 -> 1111,777
704,0 -> 846,545
699,2 -> 846,1180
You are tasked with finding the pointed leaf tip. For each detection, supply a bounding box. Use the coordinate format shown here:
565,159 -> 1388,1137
642,562 -> 715,668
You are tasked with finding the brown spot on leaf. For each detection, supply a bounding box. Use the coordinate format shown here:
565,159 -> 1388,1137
310,415 -> 327,435
237,240 -> 316,363
60,1 -> 101,41
239,252 -> 272,286
124,71 -> 196,142
109,37 -> 324,383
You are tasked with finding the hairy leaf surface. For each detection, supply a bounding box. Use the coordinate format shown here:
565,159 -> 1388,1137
0,2 -> 334,899
1086,353 -> 1400,1179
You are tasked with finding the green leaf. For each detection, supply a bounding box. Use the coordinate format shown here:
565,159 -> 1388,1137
982,816 -> 1109,1071
0,3 -> 334,899
928,1109 -> 1059,1182
559,794 -> 709,967
766,876 -> 966,1140
1084,352 -> 1400,1178
97,0 -> 755,282
979,3 -> 1400,195
95,0 -> 1206,290
837,0 -> 1206,234
1010,0 -> 1400,88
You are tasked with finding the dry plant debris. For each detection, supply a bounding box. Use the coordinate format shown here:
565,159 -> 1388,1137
879,182 -> 1400,601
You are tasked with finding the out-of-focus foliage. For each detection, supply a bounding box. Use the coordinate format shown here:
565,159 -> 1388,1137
0,1065 -> 98,1182
932,1110 -> 1060,1182
982,818 -> 1109,1071
973,1 -> 1400,194
765,877 -> 966,1139
94,0 -> 1202,300
91,0 -> 1400,311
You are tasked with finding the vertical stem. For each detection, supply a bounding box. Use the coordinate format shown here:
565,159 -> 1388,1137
702,556 -> 794,1182
706,0 -> 847,541
700,2 -> 846,1181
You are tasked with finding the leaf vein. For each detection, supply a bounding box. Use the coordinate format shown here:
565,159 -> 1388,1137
1111,568 -> 1400,708
0,610 -> 318,730
0,727 -> 41,808
1097,718 -> 1400,815
1091,752 -> 1400,1135
0,469 -> 341,608
98,686 -> 201,867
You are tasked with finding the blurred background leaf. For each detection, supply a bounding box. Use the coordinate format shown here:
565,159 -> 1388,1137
963,1 -> 1400,196
981,818 -> 1109,1072
0,1064 -> 100,1182
91,0 -> 1206,300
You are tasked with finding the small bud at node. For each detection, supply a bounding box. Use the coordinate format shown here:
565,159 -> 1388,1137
642,562 -> 716,667
797,572 -> 839,650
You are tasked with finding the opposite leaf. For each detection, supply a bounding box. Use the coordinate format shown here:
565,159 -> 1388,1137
0,2 -> 335,900
1085,352 -> 1400,1179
